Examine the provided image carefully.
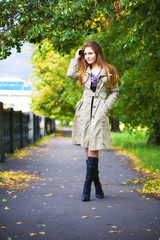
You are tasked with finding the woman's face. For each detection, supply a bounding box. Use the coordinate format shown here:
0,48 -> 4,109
84,47 -> 97,65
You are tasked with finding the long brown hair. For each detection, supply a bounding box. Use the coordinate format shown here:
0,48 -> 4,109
77,41 -> 119,87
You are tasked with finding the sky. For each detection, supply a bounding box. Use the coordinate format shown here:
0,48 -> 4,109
0,43 -> 33,81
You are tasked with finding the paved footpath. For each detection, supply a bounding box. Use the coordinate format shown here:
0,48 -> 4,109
0,129 -> 160,240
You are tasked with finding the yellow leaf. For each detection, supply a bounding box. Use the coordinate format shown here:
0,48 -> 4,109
92,208 -> 96,210
39,224 -> 46,227
69,195 -> 74,198
95,216 -> 101,219
2,199 -> 7,202
4,206 -> 10,210
16,222 -> 23,224
12,195 -> 17,199
29,232 -> 37,236
81,216 -> 88,219
112,226 -> 118,228
8,238 -> 12,240
0,226 -> 8,229
44,194 -> 53,197
107,206 -> 112,208
39,232 -> 46,235
119,190 -> 124,192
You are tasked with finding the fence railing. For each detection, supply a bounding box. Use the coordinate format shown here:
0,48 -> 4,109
0,102 -> 55,162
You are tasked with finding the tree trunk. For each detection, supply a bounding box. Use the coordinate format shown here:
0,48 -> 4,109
147,122 -> 160,145
111,118 -> 120,132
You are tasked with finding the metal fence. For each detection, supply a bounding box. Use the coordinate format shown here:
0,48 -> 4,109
0,102 -> 55,162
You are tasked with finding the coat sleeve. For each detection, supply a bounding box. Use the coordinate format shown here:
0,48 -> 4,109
67,58 -> 79,80
105,83 -> 119,111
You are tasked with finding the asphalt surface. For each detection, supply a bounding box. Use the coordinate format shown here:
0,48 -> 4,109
0,128 -> 160,240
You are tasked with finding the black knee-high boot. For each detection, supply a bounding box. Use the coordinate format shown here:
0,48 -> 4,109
93,159 -> 104,198
81,157 -> 97,201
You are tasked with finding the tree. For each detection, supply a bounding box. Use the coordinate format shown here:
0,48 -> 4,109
95,0 -> 160,143
0,0 -> 115,59
30,40 -> 83,123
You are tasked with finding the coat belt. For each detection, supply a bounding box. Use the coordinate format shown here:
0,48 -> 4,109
83,91 -> 106,99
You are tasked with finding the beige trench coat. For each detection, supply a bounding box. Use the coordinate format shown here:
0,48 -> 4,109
67,59 -> 119,151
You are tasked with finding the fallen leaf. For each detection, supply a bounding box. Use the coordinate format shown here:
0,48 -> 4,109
39,232 -> 46,235
2,199 -> 7,202
44,194 -> 53,197
43,203 -> 47,205
142,229 -> 152,232
8,238 -> 12,240
16,222 -> 23,224
81,216 -> 88,219
39,224 -> 46,227
0,170 -> 43,190
119,190 -> 124,192
95,216 -> 101,219
109,230 -> 125,233
112,226 -> 118,228
4,206 -> 10,210
0,226 -> 8,229
12,195 -> 18,199
68,195 -> 74,198
107,206 -> 112,208
29,232 -> 37,236
17,232 -> 23,234
92,208 -> 96,210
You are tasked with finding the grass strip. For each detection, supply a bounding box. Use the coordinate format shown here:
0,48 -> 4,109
111,131 -> 160,198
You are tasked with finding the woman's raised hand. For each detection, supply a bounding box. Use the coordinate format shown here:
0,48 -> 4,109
75,49 -> 82,59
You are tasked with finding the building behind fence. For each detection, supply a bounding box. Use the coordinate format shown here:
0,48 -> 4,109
0,102 -> 55,163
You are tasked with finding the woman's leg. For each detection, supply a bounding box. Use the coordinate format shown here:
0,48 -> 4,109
87,150 -> 104,199
88,150 -> 98,158
85,148 -> 88,159
85,149 -> 98,158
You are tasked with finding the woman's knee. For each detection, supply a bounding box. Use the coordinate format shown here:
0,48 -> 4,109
88,150 -> 98,158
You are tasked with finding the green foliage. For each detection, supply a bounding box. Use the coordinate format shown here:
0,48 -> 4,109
1,0 -> 159,143
0,0 -> 115,59
30,41 -> 83,122
94,0 -> 160,143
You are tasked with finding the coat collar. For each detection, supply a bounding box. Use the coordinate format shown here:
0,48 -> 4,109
85,67 -> 106,77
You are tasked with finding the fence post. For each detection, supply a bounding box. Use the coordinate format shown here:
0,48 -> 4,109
39,115 -> 45,138
28,112 -> 34,144
0,102 -> 5,162
9,108 -> 14,153
20,111 -> 23,148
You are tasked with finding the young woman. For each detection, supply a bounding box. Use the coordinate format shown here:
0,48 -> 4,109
67,41 -> 119,201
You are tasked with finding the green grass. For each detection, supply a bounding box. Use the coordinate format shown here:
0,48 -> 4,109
111,131 -> 160,172
111,131 -> 160,198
